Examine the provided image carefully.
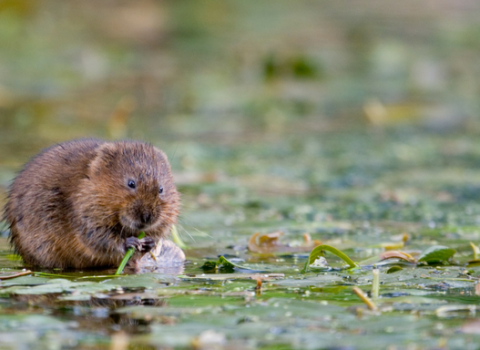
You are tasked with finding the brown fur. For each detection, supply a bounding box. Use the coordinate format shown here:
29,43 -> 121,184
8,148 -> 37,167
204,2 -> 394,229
4,139 -> 180,269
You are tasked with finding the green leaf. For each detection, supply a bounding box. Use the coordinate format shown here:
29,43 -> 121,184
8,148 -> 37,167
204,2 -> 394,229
302,244 -> 359,273
201,256 -> 276,272
218,256 -> 237,269
418,245 -> 456,263
386,266 -> 403,274
201,261 -> 218,271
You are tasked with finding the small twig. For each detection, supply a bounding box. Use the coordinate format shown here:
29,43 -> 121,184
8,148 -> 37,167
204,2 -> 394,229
371,269 -> 380,299
254,277 -> 263,296
34,272 -> 73,278
353,286 -> 378,311
255,278 -> 262,290
0,270 -> 32,280
149,251 -> 157,262
76,274 -> 123,279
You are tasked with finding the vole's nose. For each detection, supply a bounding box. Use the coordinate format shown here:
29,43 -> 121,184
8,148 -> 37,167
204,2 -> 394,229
141,212 -> 152,225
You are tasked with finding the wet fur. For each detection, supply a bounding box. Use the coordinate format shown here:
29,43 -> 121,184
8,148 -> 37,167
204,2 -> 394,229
4,139 -> 180,269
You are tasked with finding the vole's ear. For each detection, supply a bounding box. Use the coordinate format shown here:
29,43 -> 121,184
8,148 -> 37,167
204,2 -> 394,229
89,143 -> 118,176
154,147 -> 168,162
153,147 -> 171,171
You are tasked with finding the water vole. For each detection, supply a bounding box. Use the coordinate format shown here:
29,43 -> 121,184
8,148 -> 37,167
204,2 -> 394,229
4,139 -> 180,269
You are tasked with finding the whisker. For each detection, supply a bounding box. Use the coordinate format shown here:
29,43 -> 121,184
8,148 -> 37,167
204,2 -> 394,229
176,223 -> 196,242
193,226 -> 212,238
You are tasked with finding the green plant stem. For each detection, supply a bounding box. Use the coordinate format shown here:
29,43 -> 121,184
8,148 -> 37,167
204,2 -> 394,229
115,232 -> 145,275
171,224 -> 188,249
302,244 -> 359,273
470,242 -> 480,260
34,272 -> 75,278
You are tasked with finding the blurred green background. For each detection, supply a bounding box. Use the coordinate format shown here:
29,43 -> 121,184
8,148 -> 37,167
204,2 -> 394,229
1,0 -> 480,224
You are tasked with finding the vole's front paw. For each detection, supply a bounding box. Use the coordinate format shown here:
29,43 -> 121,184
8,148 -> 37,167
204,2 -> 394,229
139,236 -> 156,253
125,236 -> 155,253
125,236 -> 142,252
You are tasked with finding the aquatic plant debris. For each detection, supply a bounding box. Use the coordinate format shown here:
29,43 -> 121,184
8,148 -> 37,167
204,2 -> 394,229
352,286 -> 378,312
358,250 -> 417,266
0,270 -> 32,280
470,242 -> 480,260
379,250 -> 416,263
302,244 -> 359,272
201,255 -> 279,272
247,231 -> 320,254
417,245 -> 456,264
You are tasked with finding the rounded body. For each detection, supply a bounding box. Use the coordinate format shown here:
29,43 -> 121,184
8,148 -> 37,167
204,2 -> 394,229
4,139 -> 179,269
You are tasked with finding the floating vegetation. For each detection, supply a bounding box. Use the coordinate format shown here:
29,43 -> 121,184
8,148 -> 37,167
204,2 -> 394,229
1,1 -> 480,349
418,245 -> 456,264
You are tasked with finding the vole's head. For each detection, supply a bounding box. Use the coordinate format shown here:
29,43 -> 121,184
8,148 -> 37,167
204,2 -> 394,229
87,141 -> 179,235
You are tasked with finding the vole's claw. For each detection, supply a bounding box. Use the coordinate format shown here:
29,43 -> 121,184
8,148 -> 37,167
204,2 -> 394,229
125,236 -> 155,253
125,236 -> 142,251
139,236 -> 156,253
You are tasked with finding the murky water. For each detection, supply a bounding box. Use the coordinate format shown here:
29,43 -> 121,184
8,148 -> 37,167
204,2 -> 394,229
2,1 -> 480,349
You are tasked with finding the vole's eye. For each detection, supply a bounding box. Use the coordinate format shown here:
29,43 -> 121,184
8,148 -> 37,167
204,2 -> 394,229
159,186 -> 164,194
127,180 -> 136,189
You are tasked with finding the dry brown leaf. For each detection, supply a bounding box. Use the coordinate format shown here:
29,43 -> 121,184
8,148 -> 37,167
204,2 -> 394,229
248,232 -> 321,254
379,251 -> 416,263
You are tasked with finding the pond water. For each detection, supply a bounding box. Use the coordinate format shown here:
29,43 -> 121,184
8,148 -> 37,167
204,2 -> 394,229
1,1 -> 480,349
